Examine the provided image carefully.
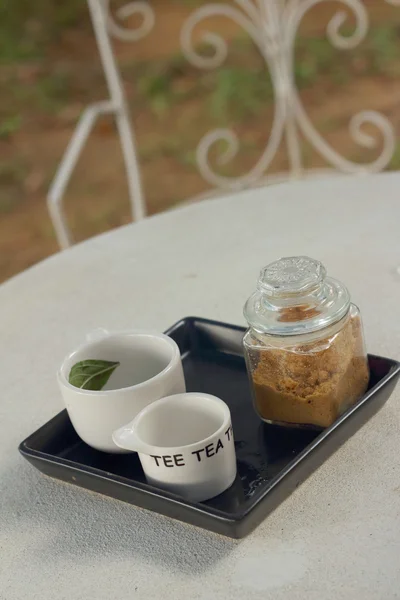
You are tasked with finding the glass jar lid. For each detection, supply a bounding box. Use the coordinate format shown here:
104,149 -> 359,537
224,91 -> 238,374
243,256 -> 351,336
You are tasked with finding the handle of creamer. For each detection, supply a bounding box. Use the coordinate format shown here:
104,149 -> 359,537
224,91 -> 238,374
112,422 -> 156,455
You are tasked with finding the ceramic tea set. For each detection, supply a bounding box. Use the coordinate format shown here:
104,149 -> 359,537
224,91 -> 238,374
57,256 -> 370,504
58,329 -> 237,503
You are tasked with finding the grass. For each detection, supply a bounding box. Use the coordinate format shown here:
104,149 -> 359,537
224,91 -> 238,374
139,135 -> 189,161
137,71 -> 175,118
123,22 -> 400,174
2,1 -> 399,129
0,159 -> 26,185
131,23 -> 400,129
134,47 -> 273,124
0,158 -> 26,213
35,71 -> 72,113
0,7 -> 398,188
369,26 -> 399,73
0,0 -> 88,63
207,66 -> 273,123
2,68 -> 73,127
172,0 -> 203,5
132,51 -> 197,118
388,142 -> 400,171
1,2 -> 400,283
1,9 -> 399,167
0,115 -> 22,139
294,25 -> 400,86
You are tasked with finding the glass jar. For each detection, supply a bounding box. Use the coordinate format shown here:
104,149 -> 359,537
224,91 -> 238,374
243,256 -> 369,429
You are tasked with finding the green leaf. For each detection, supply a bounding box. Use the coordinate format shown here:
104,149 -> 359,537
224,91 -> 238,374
68,360 -> 120,391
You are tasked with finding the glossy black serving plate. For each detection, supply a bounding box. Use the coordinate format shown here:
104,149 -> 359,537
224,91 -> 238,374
19,317 -> 400,538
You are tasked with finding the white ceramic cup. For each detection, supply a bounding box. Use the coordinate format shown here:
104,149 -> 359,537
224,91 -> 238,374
57,331 -> 186,453
112,393 -> 237,503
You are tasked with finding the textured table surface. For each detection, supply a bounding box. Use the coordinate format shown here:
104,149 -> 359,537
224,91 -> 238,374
1,173 -> 400,600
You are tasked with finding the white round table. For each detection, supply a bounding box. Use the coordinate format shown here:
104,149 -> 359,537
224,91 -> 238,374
2,173 -> 400,600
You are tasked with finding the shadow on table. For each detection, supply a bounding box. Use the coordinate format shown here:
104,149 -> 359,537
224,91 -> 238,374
6,458 -> 237,576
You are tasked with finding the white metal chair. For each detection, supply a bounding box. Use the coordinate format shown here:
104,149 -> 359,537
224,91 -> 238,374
48,0 -> 399,248
180,0 -> 399,194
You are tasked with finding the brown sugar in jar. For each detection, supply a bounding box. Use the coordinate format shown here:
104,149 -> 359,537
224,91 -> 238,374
243,257 -> 369,428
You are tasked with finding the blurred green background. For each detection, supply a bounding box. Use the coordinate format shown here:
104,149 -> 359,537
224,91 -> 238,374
1,0 -> 400,281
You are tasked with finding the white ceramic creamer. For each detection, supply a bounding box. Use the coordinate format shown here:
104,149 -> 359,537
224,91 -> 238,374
113,392 -> 237,502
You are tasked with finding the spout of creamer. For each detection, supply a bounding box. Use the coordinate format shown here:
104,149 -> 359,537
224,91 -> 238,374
112,422 -> 155,455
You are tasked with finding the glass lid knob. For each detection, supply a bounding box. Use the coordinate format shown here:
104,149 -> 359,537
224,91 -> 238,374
257,256 -> 326,296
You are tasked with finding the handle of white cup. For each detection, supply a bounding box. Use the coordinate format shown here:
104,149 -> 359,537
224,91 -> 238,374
112,423 -> 157,455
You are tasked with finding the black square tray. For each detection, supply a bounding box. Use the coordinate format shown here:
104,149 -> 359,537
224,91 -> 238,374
19,317 -> 400,538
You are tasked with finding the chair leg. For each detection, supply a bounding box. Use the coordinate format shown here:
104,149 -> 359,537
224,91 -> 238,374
47,101 -> 115,249
47,0 -> 146,249
115,105 -> 146,221
88,0 -> 146,221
